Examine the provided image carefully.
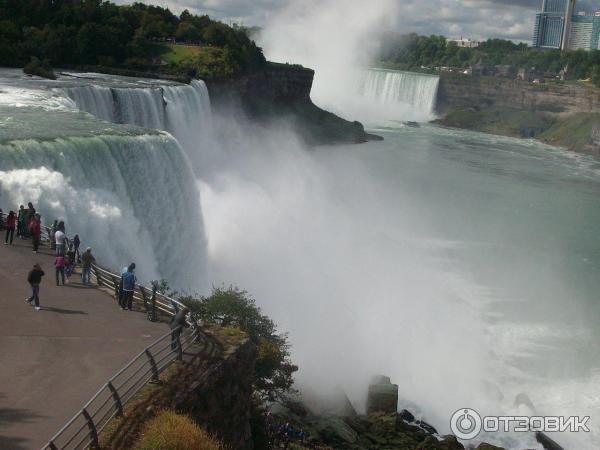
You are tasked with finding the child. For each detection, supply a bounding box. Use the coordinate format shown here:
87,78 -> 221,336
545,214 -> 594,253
54,254 -> 65,286
26,263 -> 44,311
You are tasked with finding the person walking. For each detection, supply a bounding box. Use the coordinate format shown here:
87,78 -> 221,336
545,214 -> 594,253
26,263 -> 44,311
119,263 -> 137,310
4,211 -> 16,245
54,221 -> 66,256
80,247 -> 95,285
54,254 -> 65,286
17,205 -> 26,238
170,306 -> 190,350
28,214 -> 41,253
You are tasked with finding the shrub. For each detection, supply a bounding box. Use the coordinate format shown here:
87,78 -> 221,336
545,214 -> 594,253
182,286 -> 298,401
134,410 -> 223,450
23,56 -> 56,79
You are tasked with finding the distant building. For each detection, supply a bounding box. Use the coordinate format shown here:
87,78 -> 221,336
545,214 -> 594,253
446,37 -> 480,48
567,14 -> 600,50
532,0 -> 577,50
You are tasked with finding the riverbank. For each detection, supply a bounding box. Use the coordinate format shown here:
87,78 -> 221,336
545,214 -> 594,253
434,108 -> 600,156
434,73 -> 600,155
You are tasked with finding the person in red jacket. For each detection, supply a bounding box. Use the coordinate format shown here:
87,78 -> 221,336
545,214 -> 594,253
4,211 -> 16,245
28,214 -> 41,253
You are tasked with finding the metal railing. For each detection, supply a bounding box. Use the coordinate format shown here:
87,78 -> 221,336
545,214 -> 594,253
42,324 -> 202,450
0,211 -> 203,449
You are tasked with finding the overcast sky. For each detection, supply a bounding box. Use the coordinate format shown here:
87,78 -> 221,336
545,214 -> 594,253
113,0 -> 600,43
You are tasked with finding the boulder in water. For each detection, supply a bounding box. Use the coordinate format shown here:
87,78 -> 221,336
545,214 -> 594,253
476,443 -> 507,450
367,375 -> 398,414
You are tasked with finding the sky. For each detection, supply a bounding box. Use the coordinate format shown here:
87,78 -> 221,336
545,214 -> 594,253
113,0 -> 600,43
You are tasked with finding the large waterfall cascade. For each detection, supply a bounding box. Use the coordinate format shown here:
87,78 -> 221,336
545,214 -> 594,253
360,69 -> 440,118
0,70 -> 210,289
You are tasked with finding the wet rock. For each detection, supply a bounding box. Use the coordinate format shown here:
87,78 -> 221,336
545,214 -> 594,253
367,375 -> 399,414
316,415 -> 358,444
398,408 -> 416,423
415,435 -> 465,449
476,443 -> 507,450
536,431 -> 565,450
416,419 -> 438,435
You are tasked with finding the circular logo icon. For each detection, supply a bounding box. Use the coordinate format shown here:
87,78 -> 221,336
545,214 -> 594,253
450,408 -> 482,440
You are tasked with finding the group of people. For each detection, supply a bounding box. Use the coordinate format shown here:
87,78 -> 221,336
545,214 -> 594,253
266,413 -> 307,448
2,203 -> 39,248
2,205 -> 148,318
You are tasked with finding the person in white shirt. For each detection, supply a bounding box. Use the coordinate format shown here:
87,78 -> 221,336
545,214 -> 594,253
54,221 -> 66,256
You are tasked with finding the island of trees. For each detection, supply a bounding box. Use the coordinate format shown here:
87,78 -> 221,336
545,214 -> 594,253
0,0 -> 266,80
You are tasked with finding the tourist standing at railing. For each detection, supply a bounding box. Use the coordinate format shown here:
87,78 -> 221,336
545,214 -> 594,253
26,202 -> 36,232
65,244 -> 76,280
54,254 -> 66,286
54,221 -> 66,256
16,205 -> 26,238
26,263 -> 44,311
50,220 -> 58,250
4,211 -> 16,245
72,234 -> 81,262
81,247 -> 95,285
28,214 -> 41,253
120,263 -> 137,310
170,306 -> 190,350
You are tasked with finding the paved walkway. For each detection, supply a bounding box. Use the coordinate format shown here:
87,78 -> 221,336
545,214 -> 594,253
0,236 -> 167,450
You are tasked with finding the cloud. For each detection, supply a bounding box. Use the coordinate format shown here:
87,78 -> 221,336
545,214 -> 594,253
114,0 -> 600,42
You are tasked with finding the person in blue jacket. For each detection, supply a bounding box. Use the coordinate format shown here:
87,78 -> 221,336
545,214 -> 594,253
119,263 -> 137,310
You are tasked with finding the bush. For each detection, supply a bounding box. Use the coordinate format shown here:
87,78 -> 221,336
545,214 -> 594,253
182,286 -> 298,401
134,410 -> 223,450
23,56 -> 56,79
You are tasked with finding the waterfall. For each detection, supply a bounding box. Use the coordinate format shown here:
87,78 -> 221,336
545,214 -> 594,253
360,69 -> 440,119
62,80 -> 214,170
0,130 -> 207,289
62,81 -> 211,135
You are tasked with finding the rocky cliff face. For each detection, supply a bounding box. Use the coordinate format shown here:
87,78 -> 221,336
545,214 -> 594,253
437,73 -> 600,116
206,62 -> 382,145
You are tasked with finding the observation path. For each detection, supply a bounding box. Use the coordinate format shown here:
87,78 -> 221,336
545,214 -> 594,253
0,238 -> 167,450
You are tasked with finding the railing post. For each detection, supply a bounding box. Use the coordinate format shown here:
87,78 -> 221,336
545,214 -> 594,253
47,442 -> 59,450
145,349 -> 161,384
81,408 -> 99,449
106,381 -> 123,417
94,265 -> 103,286
112,275 -> 120,302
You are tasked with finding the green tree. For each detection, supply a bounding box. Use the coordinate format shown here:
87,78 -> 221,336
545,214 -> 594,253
183,286 -> 298,401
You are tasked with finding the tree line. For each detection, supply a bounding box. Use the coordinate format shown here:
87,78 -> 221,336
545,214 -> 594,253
378,32 -> 600,84
0,0 -> 266,79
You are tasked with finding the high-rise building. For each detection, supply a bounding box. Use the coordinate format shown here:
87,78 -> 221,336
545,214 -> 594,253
532,0 -> 577,50
568,14 -> 600,50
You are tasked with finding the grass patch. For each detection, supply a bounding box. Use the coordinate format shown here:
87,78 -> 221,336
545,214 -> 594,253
438,107 -> 555,138
133,410 -> 223,450
539,112 -> 600,150
154,43 -> 201,65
